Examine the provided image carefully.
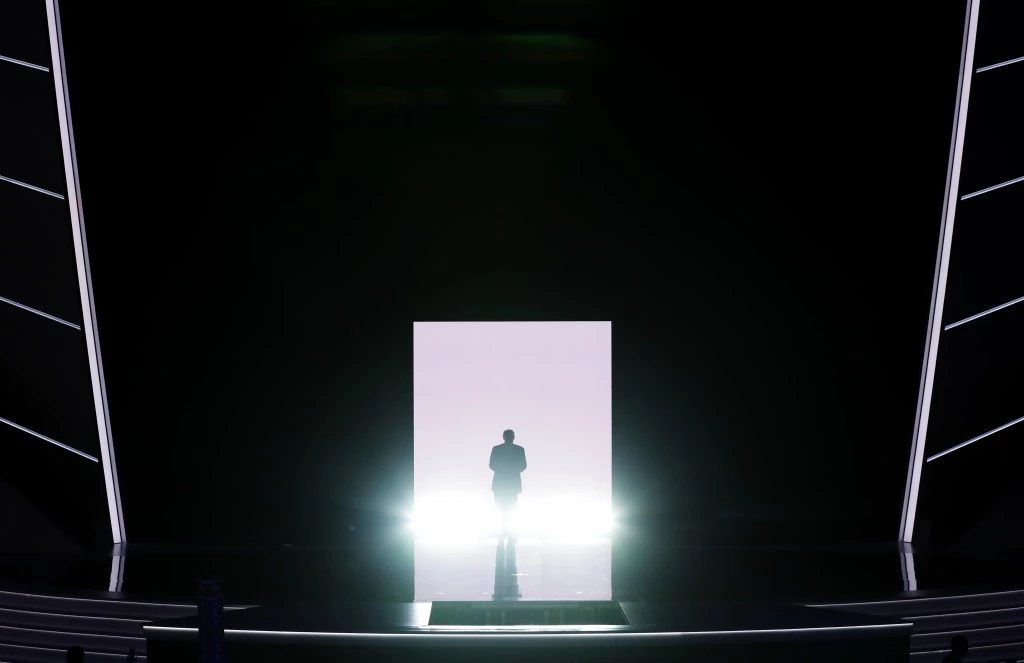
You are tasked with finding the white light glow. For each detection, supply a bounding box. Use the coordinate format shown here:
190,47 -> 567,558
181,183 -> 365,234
410,494 -> 614,540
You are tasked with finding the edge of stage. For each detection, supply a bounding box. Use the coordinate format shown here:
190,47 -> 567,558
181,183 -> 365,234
6,535 -> 1024,661
142,599 -> 914,662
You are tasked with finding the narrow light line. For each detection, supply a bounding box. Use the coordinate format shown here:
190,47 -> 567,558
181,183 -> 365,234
961,174 -> 1024,200
144,623 -> 909,639
808,587 -> 1024,608
927,414 -> 1024,462
0,588 -> 254,610
0,605 -> 147,623
0,54 -> 50,72
0,295 -> 81,330
0,416 -> 98,462
0,624 -> 142,641
977,55 -> 1024,73
0,174 -> 65,199
946,294 -> 1024,330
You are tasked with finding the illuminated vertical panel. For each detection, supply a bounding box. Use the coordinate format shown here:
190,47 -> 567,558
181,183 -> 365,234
413,321 -> 612,600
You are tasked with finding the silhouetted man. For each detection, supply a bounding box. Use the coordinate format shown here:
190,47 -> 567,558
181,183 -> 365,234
489,429 -> 527,535
942,635 -> 968,663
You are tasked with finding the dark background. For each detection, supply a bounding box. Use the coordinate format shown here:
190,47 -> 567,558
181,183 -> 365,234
6,0 -> 1001,548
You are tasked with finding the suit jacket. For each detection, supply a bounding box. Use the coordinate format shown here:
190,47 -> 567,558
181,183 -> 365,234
489,443 -> 527,493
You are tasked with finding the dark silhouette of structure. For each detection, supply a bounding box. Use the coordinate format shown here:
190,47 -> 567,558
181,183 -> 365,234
942,635 -> 969,663
66,645 -> 84,663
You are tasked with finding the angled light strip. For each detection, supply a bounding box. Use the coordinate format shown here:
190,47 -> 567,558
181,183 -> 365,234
945,294 -> 1024,330
0,174 -> 65,200
0,295 -> 82,330
0,415 -> 98,462
900,0 -> 980,545
977,55 -> 1024,73
927,414 -> 1024,462
808,587 -> 1024,608
0,53 -> 50,72
47,0 -> 126,545
961,174 -> 1024,200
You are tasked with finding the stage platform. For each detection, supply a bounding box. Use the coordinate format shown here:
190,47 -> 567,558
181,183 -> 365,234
142,598 -> 912,662
4,537 -> 1024,661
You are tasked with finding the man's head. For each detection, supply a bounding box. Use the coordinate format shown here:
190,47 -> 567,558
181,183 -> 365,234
951,635 -> 968,656
503,429 -> 515,444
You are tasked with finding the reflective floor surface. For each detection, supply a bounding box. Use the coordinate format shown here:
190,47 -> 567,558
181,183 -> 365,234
4,534 -> 1024,605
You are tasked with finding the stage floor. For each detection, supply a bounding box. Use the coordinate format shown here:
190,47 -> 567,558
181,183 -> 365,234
415,537 -> 612,601
5,534 -> 1024,605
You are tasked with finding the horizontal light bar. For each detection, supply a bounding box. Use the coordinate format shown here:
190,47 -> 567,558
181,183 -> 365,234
808,587 -> 1024,609
961,174 -> 1024,200
927,414 -> 1024,462
0,54 -> 50,72
145,622 -> 910,644
0,415 -> 98,462
0,295 -> 81,330
0,173 -> 65,199
0,605 -> 147,623
945,294 -> 1024,330
0,588 -> 256,610
977,55 -> 1024,73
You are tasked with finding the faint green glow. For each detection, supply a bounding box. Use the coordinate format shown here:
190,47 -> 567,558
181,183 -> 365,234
490,34 -> 595,50
321,33 -> 594,64
486,87 -> 569,106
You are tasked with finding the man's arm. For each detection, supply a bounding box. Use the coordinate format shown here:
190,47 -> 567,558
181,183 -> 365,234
489,447 -> 497,472
518,447 -> 527,473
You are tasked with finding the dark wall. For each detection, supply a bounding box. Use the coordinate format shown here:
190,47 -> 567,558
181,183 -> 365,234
56,0 -> 968,545
0,0 -> 110,549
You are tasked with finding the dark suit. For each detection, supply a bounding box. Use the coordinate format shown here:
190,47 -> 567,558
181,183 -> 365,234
489,442 -> 527,494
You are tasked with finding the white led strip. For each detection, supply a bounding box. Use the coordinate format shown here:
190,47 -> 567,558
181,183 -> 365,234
945,294 -> 1024,330
0,173 -> 65,199
0,53 -> 50,72
46,0 -> 126,544
899,0 -> 981,544
0,294 -> 81,329
927,414 -> 1024,462
976,54 -> 1024,73
0,415 -> 98,462
961,173 -> 1024,200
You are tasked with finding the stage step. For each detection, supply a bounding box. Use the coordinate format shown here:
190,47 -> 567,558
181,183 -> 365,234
0,588 -> 251,663
429,600 -> 628,626
810,589 -> 1024,663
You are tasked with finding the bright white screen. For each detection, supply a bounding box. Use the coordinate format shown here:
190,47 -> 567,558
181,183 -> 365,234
413,321 -> 612,538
